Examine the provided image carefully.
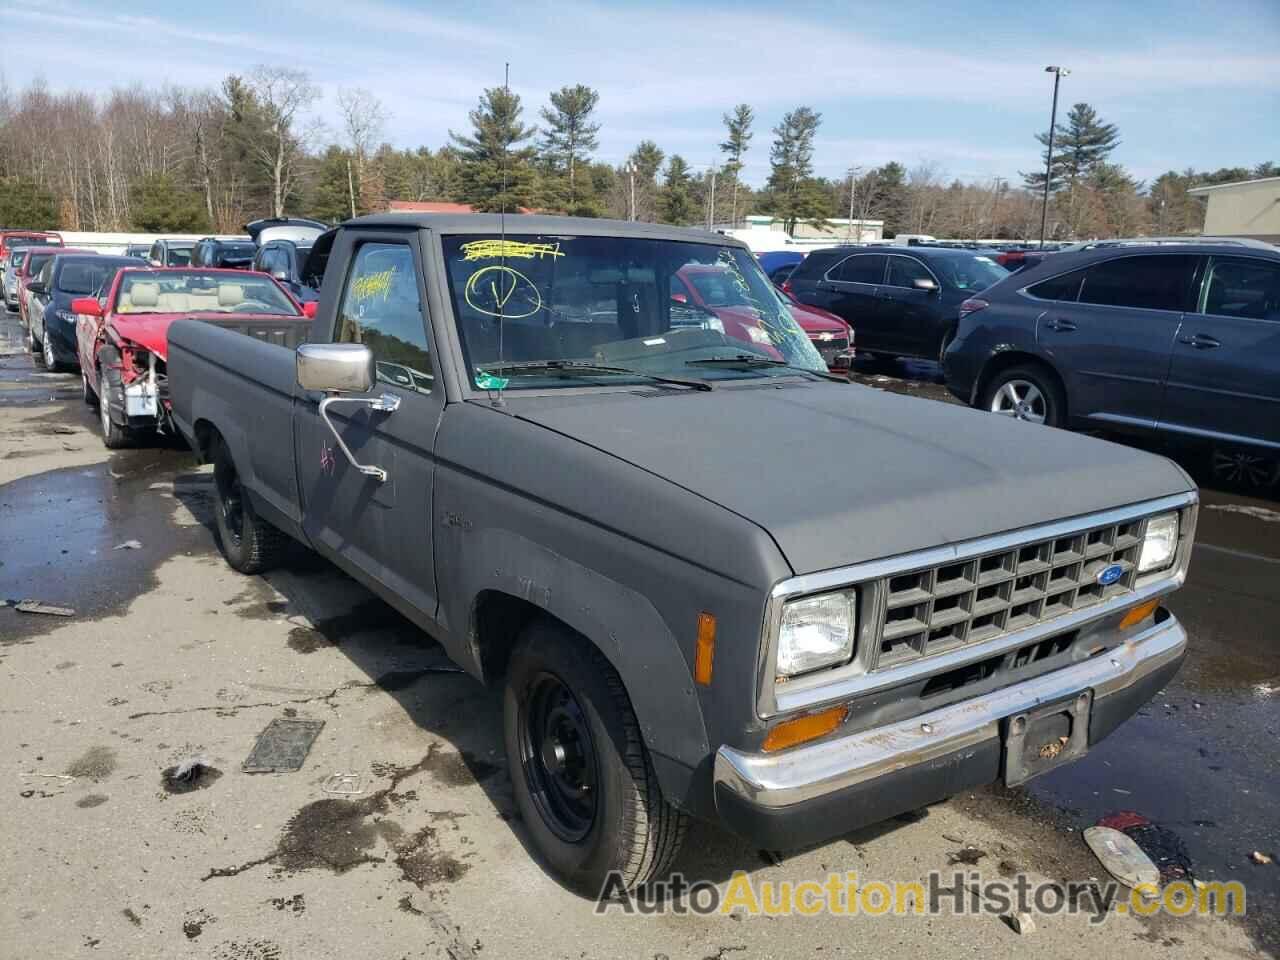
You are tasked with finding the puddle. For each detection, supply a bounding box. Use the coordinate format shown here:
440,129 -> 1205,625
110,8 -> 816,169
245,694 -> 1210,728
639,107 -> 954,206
0,453 -> 211,644
203,744 -> 489,885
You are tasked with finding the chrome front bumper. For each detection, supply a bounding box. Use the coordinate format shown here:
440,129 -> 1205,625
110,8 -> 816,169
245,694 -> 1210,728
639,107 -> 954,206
715,611 -> 1186,812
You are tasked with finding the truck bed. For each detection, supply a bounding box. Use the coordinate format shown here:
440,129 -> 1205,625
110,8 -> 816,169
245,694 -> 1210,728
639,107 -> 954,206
189,313 -> 312,351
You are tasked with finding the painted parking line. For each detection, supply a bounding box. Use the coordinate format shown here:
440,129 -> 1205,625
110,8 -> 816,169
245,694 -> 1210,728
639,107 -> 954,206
1194,542 -> 1280,565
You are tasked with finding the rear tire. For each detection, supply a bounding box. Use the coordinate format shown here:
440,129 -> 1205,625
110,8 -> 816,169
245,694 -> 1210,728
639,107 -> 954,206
504,620 -> 688,897
982,363 -> 1065,428
938,326 -> 957,366
212,439 -> 288,574
97,348 -> 133,449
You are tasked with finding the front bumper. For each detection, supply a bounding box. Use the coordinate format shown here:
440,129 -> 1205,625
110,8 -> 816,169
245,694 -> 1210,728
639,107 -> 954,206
713,609 -> 1186,849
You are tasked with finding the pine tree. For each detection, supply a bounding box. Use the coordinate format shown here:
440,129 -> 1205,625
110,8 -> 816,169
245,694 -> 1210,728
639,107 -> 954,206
1022,102 -> 1119,192
0,176 -> 57,229
626,141 -> 665,221
308,146 -> 358,223
867,162 -> 907,236
719,104 -> 754,227
129,174 -> 209,232
764,107 -> 828,232
450,86 -> 538,213
658,155 -> 697,225
539,84 -> 601,214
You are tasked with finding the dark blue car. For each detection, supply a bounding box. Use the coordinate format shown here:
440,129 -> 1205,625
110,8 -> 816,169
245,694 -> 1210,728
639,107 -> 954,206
944,243 -> 1280,488
27,255 -> 136,371
787,245 -> 1009,363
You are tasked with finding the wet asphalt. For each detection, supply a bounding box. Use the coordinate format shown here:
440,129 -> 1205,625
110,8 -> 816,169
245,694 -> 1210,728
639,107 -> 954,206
2,315 -> 1278,954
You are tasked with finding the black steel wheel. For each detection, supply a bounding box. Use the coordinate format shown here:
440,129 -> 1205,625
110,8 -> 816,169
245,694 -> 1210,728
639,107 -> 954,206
517,672 -> 598,842
504,620 -> 688,896
212,438 -> 287,574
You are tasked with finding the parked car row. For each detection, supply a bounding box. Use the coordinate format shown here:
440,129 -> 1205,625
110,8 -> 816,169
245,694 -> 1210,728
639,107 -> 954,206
943,242 -> 1280,487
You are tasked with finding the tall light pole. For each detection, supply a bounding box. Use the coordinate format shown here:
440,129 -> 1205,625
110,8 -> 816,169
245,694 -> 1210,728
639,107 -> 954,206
1039,65 -> 1069,249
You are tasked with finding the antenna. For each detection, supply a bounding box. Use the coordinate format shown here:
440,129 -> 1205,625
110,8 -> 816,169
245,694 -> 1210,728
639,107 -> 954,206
491,61 -> 510,408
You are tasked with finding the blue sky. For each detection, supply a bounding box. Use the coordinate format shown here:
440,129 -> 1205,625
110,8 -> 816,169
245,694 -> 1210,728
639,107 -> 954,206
2,0 -> 1278,188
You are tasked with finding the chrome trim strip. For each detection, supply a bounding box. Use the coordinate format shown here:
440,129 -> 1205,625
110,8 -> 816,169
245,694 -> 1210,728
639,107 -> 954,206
756,491 -> 1197,718
720,614 -> 1187,809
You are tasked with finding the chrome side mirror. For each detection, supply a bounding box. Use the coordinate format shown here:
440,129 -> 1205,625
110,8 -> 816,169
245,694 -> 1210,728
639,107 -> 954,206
271,268 -> 289,281
297,343 -> 399,483
912,277 -> 939,293
297,342 -> 374,394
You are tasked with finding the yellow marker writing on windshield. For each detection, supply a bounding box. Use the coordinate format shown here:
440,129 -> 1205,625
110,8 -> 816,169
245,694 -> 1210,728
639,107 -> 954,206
460,240 -> 564,262
463,264 -> 542,319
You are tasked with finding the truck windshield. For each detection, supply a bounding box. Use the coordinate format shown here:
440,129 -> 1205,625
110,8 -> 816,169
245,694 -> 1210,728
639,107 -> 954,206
113,270 -> 300,315
441,233 -> 826,389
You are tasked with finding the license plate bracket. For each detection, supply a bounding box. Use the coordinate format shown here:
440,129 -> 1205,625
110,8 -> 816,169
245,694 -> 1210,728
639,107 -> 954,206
1003,690 -> 1092,787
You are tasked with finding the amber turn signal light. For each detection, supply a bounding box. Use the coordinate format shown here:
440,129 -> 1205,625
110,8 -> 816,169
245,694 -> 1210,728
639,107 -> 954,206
762,705 -> 848,753
694,613 -> 716,686
1119,598 -> 1160,630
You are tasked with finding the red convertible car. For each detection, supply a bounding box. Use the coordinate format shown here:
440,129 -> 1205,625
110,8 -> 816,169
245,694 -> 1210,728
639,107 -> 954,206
73,267 -> 315,448
672,264 -> 854,372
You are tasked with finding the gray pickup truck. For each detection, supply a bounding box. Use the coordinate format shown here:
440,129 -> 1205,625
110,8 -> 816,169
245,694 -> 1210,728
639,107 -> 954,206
168,214 -> 1198,896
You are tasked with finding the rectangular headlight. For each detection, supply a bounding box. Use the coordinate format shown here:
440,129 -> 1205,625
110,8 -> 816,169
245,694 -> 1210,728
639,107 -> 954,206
776,589 -> 856,678
1139,512 -> 1179,573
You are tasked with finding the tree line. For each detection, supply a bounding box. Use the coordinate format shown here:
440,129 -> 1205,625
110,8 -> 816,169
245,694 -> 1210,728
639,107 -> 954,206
0,70 -> 1273,241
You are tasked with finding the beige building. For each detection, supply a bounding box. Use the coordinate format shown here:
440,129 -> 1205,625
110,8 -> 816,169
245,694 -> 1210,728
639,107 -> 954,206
1187,176 -> 1280,243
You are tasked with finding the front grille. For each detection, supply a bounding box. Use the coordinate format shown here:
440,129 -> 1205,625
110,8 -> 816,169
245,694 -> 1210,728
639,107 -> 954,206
811,335 -> 849,364
873,517 -> 1145,669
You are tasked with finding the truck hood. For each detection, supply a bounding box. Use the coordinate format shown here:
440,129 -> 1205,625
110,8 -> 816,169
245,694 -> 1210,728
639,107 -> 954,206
511,382 -> 1193,576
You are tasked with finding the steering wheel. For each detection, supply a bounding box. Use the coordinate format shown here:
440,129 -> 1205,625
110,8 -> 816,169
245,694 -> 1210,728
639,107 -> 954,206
234,299 -> 274,312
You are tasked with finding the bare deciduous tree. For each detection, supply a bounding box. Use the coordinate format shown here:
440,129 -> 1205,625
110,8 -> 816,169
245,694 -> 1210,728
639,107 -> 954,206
244,65 -> 320,217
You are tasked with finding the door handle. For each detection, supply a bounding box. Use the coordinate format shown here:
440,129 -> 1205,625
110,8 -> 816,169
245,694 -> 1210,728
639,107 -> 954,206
1178,333 -> 1221,349
317,392 -> 400,482
1044,318 -> 1077,332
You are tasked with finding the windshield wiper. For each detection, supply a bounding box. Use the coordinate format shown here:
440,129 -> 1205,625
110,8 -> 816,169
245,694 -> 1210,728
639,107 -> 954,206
685,354 -> 848,383
477,359 -> 713,391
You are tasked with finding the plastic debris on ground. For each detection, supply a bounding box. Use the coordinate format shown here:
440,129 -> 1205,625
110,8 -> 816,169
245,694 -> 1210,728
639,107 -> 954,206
322,773 -> 364,795
113,540 -> 143,550
1083,826 -> 1160,895
13,600 -> 75,617
1095,810 -> 1194,884
1251,851 -> 1273,865
242,718 -> 325,773
161,756 -> 223,793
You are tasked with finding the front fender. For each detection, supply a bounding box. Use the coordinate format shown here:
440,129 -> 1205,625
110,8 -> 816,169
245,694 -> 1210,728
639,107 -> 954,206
450,526 -> 711,776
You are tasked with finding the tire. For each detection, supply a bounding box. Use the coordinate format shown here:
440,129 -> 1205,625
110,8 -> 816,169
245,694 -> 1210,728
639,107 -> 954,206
212,439 -> 288,574
938,327 -> 957,366
504,620 -> 688,897
97,348 -> 133,449
982,363 -> 1065,428
1209,445 -> 1280,491
42,329 -> 63,372
27,321 -> 39,355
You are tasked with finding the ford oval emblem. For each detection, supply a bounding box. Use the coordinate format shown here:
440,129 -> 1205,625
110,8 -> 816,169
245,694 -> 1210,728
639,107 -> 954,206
1097,563 -> 1124,586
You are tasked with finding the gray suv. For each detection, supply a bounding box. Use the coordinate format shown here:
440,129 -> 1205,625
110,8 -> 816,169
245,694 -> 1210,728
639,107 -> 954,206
944,243 -> 1280,488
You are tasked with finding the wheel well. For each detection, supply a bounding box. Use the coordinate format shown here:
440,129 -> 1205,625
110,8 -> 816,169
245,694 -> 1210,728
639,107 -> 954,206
470,590 -> 566,685
975,351 -> 1067,418
192,419 -> 222,463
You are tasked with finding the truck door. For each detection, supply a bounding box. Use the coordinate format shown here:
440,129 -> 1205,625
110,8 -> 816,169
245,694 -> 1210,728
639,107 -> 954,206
294,231 -> 444,621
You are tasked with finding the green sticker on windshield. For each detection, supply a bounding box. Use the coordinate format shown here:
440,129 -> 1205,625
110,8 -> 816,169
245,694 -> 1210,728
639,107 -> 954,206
474,372 -> 510,390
